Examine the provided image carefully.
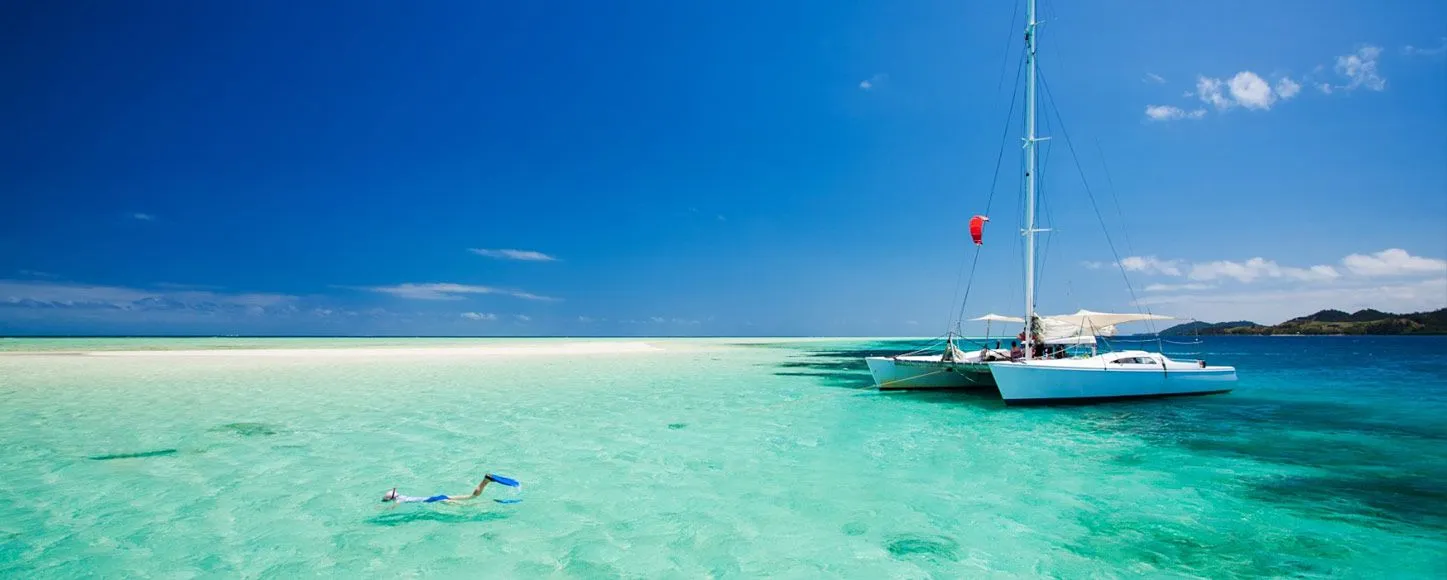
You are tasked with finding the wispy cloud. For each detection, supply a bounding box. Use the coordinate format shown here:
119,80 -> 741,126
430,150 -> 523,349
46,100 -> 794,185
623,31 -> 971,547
1143,73 -> 1167,84
17,270 -> 57,279
461,312 -> 497,321
1119,256 -> 1184,276
622,316 -> 700,325
0,279 -> 295,313
1196,76 -> 1232,110
130,212 -> 156,221
1333,45 -> 1386,92
468,248 -> 558,262
1136,277 -> 1447,324
1112,249 -> 1441,287
153,282 -> 225,291
1188,259 -> 1340,283
360,283 -> 559,301
1275,77 -> 1301,100
514,314 -> 531,322
1144,282 -> 1215,292
1144,105 -> 1206,122
859,73 -> 887,91
1403,37 -> 1447,57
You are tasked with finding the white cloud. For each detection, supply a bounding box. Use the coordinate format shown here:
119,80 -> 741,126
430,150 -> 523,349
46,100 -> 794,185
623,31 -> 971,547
1275,77 -> 1301,100
1144,282 -> 1215,292
1198,73 -> 1277,111
1119,256 -> 1183,276
1188,258 -> 1340,283
1341,248 -> 1447,277
1082,261 -> 1105,270
577,316 -> 602,323
1228,71 -> 1276,110
626,316 -> 699,325
1137,278 -> 1447,324
361,283 -> 558,301
468,248 -> 557,262
1168,45 -> 1383,118
130,212 -> 156,221
153,282 -> 224,291
0,279 -> 296,312
1109,249 -> 1445,290
460,312 -> 497,321
1144,105 -> 1206,121
859,73 -> 887,91
514,314 -> 531,322
1334,45 -> 1385,91
1144,73 -> 1166,84
1403,37 -> 1447,57
1196,76 -> 1232,110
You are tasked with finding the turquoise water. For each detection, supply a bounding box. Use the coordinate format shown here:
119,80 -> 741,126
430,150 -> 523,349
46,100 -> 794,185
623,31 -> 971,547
1,337 -> 1444,577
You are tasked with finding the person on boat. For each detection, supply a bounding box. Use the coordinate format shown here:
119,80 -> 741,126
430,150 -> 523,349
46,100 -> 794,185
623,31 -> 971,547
1009,341 -> 1023,359
381,474 -> 500,504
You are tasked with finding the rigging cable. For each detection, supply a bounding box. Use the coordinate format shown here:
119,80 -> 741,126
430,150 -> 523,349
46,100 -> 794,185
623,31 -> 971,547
1037,70 -> 1151,333
951,45 -> 1026,332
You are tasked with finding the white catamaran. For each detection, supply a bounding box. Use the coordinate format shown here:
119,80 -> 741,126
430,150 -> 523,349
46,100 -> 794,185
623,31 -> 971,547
867,0 -> 1237,403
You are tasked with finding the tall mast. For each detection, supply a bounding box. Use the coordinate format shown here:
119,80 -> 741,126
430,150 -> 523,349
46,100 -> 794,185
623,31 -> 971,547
1022,0 -> 1040,359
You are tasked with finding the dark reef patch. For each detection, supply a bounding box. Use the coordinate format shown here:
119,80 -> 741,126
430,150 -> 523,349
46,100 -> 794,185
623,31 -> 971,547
88,448 -> 178,461
885,534 -> 960,562
211,422 -> 283,437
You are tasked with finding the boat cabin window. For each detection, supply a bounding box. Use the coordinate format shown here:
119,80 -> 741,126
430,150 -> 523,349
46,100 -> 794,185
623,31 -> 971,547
1111,357 -> 1159,365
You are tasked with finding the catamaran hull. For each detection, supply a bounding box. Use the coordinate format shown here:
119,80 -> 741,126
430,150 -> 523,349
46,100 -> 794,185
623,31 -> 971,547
987,363 -> 1235,404
866,357 -> 996,389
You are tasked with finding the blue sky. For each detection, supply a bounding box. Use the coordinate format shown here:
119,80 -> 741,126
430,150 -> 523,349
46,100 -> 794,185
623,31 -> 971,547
2,0 -> 1445,336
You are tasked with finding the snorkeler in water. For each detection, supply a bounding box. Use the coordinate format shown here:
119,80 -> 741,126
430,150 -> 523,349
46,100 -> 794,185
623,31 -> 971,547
381,474 -> 500,504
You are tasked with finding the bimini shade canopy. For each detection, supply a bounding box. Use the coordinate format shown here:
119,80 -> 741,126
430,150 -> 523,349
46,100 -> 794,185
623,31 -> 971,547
971,313 -> 1026,323
1041,309 -> 1171,331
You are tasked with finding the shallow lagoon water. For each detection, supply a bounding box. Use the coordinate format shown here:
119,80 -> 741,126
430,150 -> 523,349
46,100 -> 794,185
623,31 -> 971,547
1,336 -> 1444,577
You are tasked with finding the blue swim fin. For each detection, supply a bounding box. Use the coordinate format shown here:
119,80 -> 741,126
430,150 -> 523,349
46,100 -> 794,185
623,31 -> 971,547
486,474 -> 520,487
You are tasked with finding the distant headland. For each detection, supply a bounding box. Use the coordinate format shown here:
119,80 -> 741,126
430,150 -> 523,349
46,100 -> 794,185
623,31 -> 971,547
1158,308 -> 1447,336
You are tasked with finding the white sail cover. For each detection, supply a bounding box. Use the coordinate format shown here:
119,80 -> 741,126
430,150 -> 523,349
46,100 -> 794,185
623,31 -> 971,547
1038,310 -> 1172,343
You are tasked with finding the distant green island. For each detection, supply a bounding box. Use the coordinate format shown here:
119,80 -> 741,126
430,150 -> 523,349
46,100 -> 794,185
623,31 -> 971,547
1158,308 -> 1447,336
